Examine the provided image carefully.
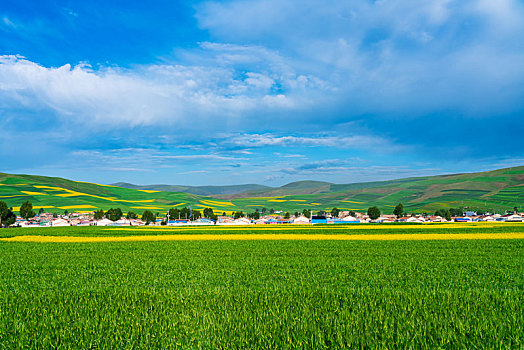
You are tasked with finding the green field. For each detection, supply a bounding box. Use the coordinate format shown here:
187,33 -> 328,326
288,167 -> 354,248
0,225 -> 522,348
1,166 -> 523,215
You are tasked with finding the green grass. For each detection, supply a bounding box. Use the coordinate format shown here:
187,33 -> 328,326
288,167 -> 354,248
0,226 -> 522,348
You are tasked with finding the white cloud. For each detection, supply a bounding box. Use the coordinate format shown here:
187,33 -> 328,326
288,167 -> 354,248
196,0 -> 524,117
0,53 -> 321,129
226,133 -> 403,152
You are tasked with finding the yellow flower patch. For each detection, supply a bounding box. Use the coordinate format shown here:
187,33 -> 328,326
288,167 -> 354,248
3,232 -> 523,243
59,205 -> 98,209
130,206 -> 165,210
20,191 -> 48,196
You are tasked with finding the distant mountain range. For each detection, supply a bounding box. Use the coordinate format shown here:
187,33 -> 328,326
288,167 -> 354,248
1,166 -> 522,214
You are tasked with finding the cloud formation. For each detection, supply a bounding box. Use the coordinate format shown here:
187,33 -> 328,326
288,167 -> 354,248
0,0 -> 523,185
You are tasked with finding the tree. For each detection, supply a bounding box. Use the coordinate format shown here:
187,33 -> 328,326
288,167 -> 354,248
318,210 -> 326,216
203,208 -> 215,219
0,201 -> 8,225
331,208 -> 340,218
192,210 -> 202,220
284,212 -> 290,219
294,212 -> 299,217
348,211 -> 356,217
269,208 -> 275,214
261,208 -> 266,214
126,211 -> 138,220
64,209 -> 69,216
168,208 -> 179,220
514,206 -> 518,214
0,202 -> 16,228
234,211 -> 244,219
142,210 -> 156,225
367,206 -> 381,220
449,208 -> 463,217
38,208 -> 44,215
0,201 -> 15,227
106,208 -> 123,221
20,201 -> 35,220
179,207 -> 191,219
93,209 -> 105,220
393,203 -> 404,218
302,209 -> 311,218
249,211 -> 260,220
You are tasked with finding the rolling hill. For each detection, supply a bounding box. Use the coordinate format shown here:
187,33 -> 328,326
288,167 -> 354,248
111,182 -> 272,196
0,166 -> 523,215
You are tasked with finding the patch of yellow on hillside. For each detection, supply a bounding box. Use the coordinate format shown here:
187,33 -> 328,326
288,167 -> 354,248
341,200 -> 363,204
311,203 -> 321,205
200,199 -> 235,206
33,206 -> 55,209
33,185 -> 65,191
172,203 -> 186,207
59,205 -> 98,209
289,199 -> 307,202
268,199 -> 287,202
0,195 -> 20,198
131,206 -> 164,210
20,191 -> 48,196
139,190 -> 160,193
3,232 -> 523,243
48,187 -> 157,203
74,180 -> 116,187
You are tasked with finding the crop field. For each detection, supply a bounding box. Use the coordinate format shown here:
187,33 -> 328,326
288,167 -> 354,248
2,166 -> 523,214
0,224 -> 522,348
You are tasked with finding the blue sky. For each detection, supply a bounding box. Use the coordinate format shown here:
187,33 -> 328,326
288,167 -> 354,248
1,0 -> 523,186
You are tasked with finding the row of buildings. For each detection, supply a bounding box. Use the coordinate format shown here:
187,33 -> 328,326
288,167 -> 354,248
8,211 -> 524,227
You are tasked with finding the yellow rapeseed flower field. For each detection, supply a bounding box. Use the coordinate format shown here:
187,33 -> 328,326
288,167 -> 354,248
20,191 -> 48,196
1,232 -> 523,243
59,205 -> 98,209
104,222 -> 524,231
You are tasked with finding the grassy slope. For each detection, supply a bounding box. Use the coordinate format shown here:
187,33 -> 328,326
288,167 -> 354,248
0,172 -> 207,214
0,166 -> 523,214
111,182 -> 272,196
0,230 -> 522,348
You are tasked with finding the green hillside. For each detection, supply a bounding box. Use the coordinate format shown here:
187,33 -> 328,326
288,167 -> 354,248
0,166 -> 523,215
111,182 -> 272,196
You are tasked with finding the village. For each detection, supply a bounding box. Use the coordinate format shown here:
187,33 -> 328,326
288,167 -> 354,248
7,208 -> 524,228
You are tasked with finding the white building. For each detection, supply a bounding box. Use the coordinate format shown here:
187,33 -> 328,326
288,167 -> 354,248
95,218 -> 114,226
51,218 -> 71,227
506,214 -> 523,222
292,216 -> 310,224
232,217 -> 252,225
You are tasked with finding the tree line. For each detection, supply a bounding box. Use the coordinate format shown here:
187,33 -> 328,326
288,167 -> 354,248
0,199 -> 515,228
